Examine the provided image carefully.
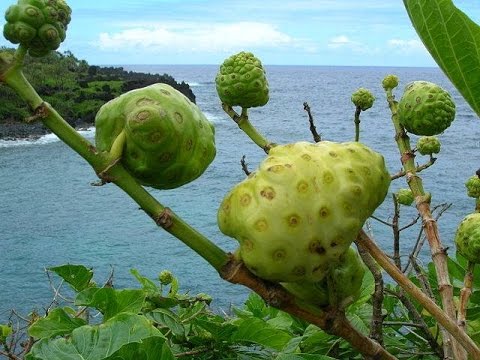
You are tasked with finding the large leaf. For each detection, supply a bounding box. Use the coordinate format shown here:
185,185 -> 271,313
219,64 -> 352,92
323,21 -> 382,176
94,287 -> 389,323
404,0 -> 480,117
75,288 -> 145,320
146,309 -> 185,337
28,308 -> 86,339
231,317 -> 292,351
48,265 -> 94,292
106,337 -> 174,360
26,313 -> 163,360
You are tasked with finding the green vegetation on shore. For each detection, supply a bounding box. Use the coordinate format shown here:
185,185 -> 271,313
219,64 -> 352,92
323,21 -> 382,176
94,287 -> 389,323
0,47 -> 195,133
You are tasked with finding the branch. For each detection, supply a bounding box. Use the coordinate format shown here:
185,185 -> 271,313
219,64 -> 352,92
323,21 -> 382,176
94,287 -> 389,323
356,229 -> 480,358
303,102 -> 321,142
458,262 -> 475,333
240,155 -> 251,176
390,155 -> 437,180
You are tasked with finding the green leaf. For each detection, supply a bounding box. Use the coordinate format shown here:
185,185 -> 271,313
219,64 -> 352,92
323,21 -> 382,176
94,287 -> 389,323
75,288 -> 145,320
404,0 -> 480,117
194,317 -> 238,341
275,355 -> 337,360
146,309 -> 185,337
105,337 -> 174,360
130,269 -> 159,294
28,308 -> 86,339
48,265 -> 94,292
231,317 -> 292,351
26,313 -> 163,360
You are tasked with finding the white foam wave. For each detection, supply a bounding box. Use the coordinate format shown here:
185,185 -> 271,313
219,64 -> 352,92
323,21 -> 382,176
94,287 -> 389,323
202,111 -> 224,124
187,82 -> 202,87
0,127 -> 95,148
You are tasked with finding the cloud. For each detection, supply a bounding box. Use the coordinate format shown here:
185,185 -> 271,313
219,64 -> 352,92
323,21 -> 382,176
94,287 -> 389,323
387,39 -> 427,53
327,35 -> 354,49
94,22 -> 297,53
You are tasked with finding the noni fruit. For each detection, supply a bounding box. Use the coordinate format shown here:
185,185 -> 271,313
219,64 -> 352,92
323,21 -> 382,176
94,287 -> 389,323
3,0 -> 71,57
455,213 -> 480,263
282,246 -> 366,307
218,141 -> 390,282
382,74 -> 399,91
95,83 -> 216,189
416,136 -> 441,155
396,188 -> 414,206
466,176 -> 480,199
215,51 -> 269,108
398,81 -> 455,136
351,88 -> 375,111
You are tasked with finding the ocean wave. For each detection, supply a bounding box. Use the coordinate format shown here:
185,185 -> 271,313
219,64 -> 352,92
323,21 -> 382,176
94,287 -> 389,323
0,127 -> 95,148
202,111 -> 224,124
187,82 -> 202,87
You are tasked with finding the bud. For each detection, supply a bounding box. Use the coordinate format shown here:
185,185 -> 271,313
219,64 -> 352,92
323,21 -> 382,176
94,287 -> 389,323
351,88 -> 375,111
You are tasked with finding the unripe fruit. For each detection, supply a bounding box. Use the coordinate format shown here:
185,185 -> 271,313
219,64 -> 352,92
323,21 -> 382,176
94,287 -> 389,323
215,51 -> 269,108
218,141 -> 390,282
396,188 -> 414,206
465,176 -> 480,198
281,247 -> 366,307
3,0 -> 71,57
95,83 -> 216,189
455,213 -> 480,263
398,81 -> 455,136
351,88 -> 375,111
416,136 -> 441,155
159,270 -> 174,285
382,74 -> 399,91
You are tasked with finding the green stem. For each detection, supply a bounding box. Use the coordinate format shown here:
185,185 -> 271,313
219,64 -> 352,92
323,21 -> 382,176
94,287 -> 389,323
2,58 -> 229,273
221,104 -> 274,153
354,106 -> 361,142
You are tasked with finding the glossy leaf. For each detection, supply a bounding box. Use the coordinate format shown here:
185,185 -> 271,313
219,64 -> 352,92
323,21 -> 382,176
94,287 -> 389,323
106,337 -> 174,360
48,264 -> 93,292
26,313 -> 163,360
28,308 -> 86,339
75,288 -> 145,320
146,309 -> 185,337
404,0 -> 480,117
231,317 -> 292,351
130,269 -> 159,294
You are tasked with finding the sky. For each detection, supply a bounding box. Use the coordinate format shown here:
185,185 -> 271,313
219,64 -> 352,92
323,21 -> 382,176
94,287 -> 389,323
1,0 -> 479,67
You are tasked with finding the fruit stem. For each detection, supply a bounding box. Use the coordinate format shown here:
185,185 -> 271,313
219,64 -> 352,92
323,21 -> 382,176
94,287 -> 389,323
2,56 -> 229,273
458,261 -> 475,333
354,106 -> 361,142
221,104 -> 274,153
385,87 -> 463,359
356,229 -> 480,358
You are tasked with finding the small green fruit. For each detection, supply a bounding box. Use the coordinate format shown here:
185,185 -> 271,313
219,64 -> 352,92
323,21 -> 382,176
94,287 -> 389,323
3,0 -> 71,57
416,136 -> 441,155
396,188 -> 414,206
159,270 -> 174,285
351,88 -> 375,111
382,74 -> 399,91
398,81 -> 455,136
465,176 -> 480,198
218,141 -> 390,282
282,246 -> 366,307
95,83 -> 216,189
455,213 -> 480,263
215,51 -> 269,108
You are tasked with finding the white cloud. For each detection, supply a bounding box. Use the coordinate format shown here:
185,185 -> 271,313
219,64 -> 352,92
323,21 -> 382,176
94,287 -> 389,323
94,22 -> 297,53
327,35 -> 354,49
387,39 -> 427,53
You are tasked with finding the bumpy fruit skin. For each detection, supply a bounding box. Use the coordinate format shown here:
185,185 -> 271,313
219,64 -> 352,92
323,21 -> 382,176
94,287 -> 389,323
3,0 -> 71,57
416,136 -> 441,155
351,88 -> 375,111
95,83 -> 216,189
215,51 -> 269,108
382,74 -> 399,91
218,141 -> 390,282
282,247 -> 366,307
396,188 -> 414,206
455,213 -> 480,263
466,176 -> 480,198
158,270 -> 173,285
398,81 -> 455,136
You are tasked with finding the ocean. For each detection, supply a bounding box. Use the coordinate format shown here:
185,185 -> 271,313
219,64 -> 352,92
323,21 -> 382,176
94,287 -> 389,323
1,65 -> 479,321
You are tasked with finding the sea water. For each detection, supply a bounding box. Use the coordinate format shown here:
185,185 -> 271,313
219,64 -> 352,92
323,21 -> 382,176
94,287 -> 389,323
1,65 -> 479,320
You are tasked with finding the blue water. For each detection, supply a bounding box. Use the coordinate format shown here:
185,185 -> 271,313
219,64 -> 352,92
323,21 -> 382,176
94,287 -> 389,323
1,65 -> 479,321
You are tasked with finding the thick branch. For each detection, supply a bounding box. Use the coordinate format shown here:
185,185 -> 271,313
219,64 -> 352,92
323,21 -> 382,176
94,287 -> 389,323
458,262 -> 475,333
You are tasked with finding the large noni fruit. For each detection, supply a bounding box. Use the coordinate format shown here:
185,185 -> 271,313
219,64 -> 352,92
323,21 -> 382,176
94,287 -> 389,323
95,83 -> 216,189
215,51 -> 269,108
398,81 -> 455,136
455,213 -> 480,263
218,141 -> 390,282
